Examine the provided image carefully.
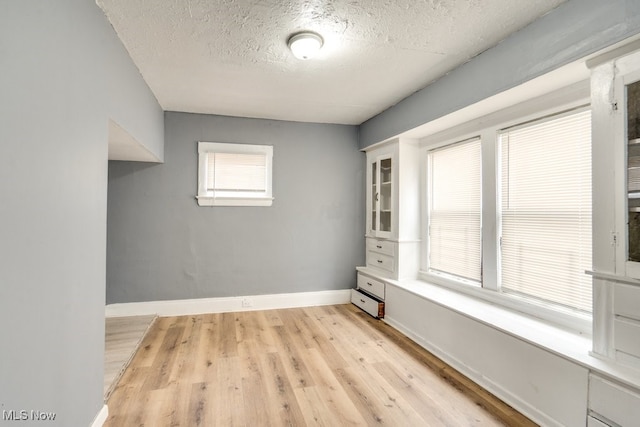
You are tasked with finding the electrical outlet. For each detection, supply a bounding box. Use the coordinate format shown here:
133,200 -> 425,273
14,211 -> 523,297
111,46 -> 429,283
241,297 -> 253,308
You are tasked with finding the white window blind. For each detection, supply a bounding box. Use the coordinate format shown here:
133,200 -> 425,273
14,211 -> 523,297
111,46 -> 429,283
207,152 -> 267,192
197,142 -> 273,207
499,108 -> 592,312
428,138 -> 482,283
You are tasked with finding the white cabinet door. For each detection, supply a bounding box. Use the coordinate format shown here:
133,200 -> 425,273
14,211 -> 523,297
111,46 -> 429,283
368,153 -> 393,239
589,374 -> 640,427
609,51 -> 640,279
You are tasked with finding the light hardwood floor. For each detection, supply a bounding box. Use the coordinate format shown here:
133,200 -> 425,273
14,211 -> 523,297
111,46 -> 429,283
104,304 -> 535,426
104,315 -> 157,399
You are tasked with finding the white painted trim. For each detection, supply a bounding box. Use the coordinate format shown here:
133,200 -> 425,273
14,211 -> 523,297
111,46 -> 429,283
105,289 -> 351,318
196,196 -> 274,207
417,81 -> 590,150
383,316 -> 561,427
587,270 -> 640,287
90,405 -> 108,427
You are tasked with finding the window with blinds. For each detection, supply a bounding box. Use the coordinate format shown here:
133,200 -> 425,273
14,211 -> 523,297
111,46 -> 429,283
207,152 -> 267,193
499,108 -> 592,312
428,137 -> 482,283
197,142 -> 273,206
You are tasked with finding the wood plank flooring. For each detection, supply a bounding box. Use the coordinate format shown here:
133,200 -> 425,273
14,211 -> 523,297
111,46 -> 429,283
104,315 -> 157,399
104,304 -> 536,427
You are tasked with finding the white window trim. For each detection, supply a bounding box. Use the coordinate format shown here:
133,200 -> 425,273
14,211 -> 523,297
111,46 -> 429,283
418,83 -> 593,334
197,142 -> 274,207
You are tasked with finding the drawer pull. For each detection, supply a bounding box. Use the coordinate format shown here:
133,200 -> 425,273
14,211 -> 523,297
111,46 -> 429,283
377,260 -> 383,263
376,245 -> 382,249
360,299 -> 365,303
367,282 -> 373,286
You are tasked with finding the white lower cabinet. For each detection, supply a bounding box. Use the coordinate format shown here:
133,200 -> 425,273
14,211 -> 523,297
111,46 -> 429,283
366,238 -> 395,256
357,273 -> 385,300
351,271 -> 386,318
365,237 -> 396,276
366,251 -> 395,273
614,317 -> 640,357
612,283 -> 640,368
589,374 -> 640,427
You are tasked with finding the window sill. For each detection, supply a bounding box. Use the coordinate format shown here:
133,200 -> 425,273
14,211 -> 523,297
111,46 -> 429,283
381,276 -> 640,390
196,196 -> 273,207
420,270 -> 592,334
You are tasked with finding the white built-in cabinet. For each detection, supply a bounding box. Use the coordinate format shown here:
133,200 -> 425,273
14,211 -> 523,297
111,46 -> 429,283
612,51 -> 640,280
589,46 -> 640,425
363,139 -> 420,280
591,47 -> 640,369
352,138 -> 420,318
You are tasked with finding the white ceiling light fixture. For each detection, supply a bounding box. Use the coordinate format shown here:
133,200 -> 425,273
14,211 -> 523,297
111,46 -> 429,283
287,31 -> 324,60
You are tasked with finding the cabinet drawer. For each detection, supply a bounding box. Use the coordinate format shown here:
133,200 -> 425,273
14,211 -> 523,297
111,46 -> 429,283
357,273 -> 385,300
614,317 -> 640,357
587,416 -> 609,427
366,238 -> 395,256
589,374 -> 640,427
367,251 -> 394,272
351,289 -> 384,318
614,284 -> 640,321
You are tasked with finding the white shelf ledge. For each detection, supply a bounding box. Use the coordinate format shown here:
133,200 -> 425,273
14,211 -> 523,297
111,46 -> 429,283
586,270 -> 640,287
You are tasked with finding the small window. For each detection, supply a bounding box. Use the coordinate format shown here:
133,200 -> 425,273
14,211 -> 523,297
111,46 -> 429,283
197,142 -> 273,206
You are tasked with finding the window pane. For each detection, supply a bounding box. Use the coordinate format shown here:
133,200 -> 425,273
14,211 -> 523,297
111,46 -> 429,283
500,108 -> 592,312
380,157 -> 392,232
627,80 -> 640,262
428,138 -> 482,283
371,161 -> 377,231
207,152 -> 267,192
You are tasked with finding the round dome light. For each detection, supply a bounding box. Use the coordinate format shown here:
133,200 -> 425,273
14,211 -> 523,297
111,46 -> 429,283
287,32 -> 324,60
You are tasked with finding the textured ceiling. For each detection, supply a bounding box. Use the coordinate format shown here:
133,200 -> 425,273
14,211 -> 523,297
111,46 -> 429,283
98,0 -> 566,125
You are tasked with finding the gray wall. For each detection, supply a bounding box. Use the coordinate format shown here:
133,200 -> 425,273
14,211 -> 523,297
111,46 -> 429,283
360,0 -> 640,148
107,112 -> 364,304
0,1 -> 163,426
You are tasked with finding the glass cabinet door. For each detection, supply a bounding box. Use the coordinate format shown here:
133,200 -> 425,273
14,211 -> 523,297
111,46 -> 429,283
371,160 -> 377,233
369,155 -> 392,237
379,157 -> 392,233
627,80 -> 640,262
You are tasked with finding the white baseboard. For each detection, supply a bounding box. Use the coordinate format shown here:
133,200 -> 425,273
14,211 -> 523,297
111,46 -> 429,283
90,404 -> 108,427
105,289 -> 351,318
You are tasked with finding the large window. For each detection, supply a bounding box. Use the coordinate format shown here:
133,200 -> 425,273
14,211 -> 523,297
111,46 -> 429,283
499,108 -> 592,312
428,138 -> 482,283
197,142 -> 273,206
423,106 -> 592,320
